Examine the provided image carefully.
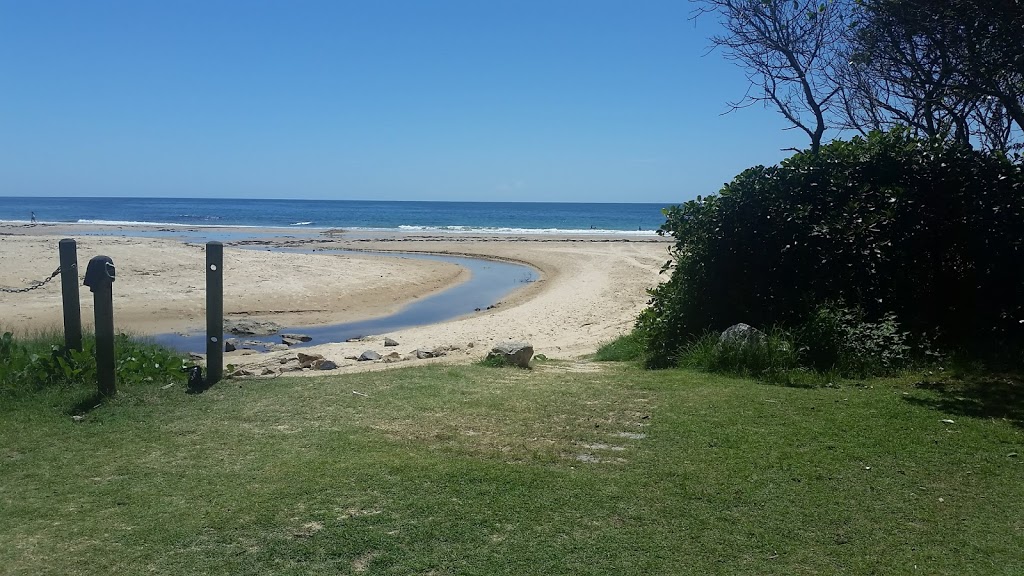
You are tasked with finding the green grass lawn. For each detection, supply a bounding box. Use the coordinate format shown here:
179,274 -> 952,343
2,361 -> 1021,575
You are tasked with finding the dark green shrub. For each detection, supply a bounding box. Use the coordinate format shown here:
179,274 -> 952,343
640,129 -> 1024,369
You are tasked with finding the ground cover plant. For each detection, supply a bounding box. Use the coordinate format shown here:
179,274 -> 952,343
2,360 -> 1022,575
1,330 -> 187,401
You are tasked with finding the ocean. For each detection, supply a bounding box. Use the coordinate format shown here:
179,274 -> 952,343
0,197 -> 672,235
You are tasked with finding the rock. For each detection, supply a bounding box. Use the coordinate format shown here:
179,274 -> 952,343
467,342 -> 474,348
224,339 -> 237,352
294,350 -> 321,362
297,352 -> 324,368
224,319 -> 281,336
281,333 -> 312,342
717,323 -> 767,351
414,348 -> 435,359
488,341 -> 534,368
358,350 -> 381,361
260,367 -> 275,375
384,337 -> 399,347
267,343 -> 291,352
382,352 -> 402,363
281,337 -> 302,346
318,360 -> 338,370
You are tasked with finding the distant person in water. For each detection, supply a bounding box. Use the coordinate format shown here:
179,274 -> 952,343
30,211 -> 36,224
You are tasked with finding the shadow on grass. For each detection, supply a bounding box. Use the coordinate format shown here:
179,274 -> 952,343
904,373 -> 1024,428
69,391 -> 110,416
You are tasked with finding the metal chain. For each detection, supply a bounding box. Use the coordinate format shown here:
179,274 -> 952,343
0,266 -> 62,293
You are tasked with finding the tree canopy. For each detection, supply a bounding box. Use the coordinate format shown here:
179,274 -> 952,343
696,0 -> 1024,152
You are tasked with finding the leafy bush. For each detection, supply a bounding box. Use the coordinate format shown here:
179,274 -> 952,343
1,331 -> 188,399
639,129 -> 1024,369
798,303 -> 910,377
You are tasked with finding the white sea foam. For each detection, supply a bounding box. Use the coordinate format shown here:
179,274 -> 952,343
21,219 -> 658,236
393,224 -> 658,236
75,219 -> 259,228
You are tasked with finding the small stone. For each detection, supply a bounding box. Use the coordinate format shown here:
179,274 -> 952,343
384,337 -> 399,347
318,360 -> 338,370
71,415 -> 85,422
281,333 -> 312,342
1008,452 -> 1018,458
414,348 -> 435,359
260,367 -> 275,375
281,337 -> 302,346
224,339 -> 237,352
940,419 -> 955,424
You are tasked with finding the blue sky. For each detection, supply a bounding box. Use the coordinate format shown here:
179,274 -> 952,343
0,0 -> 803,203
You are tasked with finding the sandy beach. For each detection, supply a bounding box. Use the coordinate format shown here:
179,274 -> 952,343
0,222 -> 671,372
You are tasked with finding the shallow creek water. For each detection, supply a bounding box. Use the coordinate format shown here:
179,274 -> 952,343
152,248 -> 538,354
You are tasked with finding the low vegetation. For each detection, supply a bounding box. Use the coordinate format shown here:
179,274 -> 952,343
1,330 -> 188,402
2,358 -> 1023,575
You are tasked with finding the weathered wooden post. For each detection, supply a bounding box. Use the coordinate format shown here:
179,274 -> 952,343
83,255 -> 116,397
206,241 -> 223,385
58,238 -> 82,352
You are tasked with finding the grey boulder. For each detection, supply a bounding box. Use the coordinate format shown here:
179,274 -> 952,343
488,341 -> 534,368
358,350 -> 381,362
717,323 -> 767,351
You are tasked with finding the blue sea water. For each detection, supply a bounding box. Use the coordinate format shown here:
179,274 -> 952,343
0,197 -> 672,235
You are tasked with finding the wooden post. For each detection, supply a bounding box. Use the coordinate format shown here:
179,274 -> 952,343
84,255 -> 116,397
206,241 -> 224,385
58,238 -> 82,352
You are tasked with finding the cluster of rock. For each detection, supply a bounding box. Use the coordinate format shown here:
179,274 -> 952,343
224,319 -> 281,336
222,319 -> 316,352
344,342 -> 465,363
228,351 -> 337,377
224,337 -> 537,378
